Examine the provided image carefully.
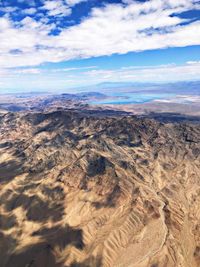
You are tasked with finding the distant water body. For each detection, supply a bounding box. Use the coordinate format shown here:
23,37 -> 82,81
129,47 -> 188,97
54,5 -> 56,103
90,92 -> 175,105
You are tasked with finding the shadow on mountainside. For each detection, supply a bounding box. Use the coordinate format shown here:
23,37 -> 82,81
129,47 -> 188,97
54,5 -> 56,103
0,160 -> 24,184
1,225 -> 84,267
141,112 -> 200,123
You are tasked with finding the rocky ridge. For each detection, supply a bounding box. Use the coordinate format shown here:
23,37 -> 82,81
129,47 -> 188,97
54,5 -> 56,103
0,110 -> 200,267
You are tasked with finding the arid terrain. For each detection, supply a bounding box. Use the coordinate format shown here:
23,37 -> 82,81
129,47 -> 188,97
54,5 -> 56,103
1,91 -> 200,123
1,0 -> 200,265
0,109 -> 200,267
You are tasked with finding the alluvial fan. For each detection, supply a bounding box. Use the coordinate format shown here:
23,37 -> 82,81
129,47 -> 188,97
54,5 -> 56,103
0,110 -> 200,267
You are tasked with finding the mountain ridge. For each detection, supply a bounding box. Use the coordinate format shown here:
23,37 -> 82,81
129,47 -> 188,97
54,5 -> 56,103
0,110 -> 200,267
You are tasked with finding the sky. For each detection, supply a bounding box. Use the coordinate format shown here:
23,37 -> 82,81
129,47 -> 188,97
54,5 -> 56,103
0,0 -> 200,93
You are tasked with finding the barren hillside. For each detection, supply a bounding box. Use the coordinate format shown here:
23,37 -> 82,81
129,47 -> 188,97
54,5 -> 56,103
0,110 -> 200,267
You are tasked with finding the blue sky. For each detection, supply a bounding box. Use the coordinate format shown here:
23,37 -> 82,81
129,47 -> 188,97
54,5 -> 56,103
0,0 -> 200,92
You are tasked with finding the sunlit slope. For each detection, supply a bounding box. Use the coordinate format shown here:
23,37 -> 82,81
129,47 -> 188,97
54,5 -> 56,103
0,111 -> 200,267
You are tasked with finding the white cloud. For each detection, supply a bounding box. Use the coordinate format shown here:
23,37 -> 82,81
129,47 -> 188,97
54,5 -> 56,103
23,8 -> 37,15
82,62 -> 200,83
13,68 -> 41,74
0,17 -> 11,30
1,62 -> 200,91
42,0 -> 71,17
65,0 -> 88,6
0,68 -> 41,78
0,6 -> 18,12
187,61 -> 200,65
52,0 -> 199,58
52,66 -> 97,72
0,0 -> 200,69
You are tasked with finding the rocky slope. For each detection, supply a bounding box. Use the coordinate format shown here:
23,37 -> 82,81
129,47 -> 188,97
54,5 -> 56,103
0,110 -> 200,267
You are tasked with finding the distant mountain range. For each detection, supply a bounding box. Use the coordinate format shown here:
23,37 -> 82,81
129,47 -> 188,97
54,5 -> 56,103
1,81 -> 200,96
78,81 -> 200,95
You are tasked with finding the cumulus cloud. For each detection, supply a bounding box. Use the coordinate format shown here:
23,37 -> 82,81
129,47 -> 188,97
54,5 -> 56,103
23,8 -> 37,15
0,6 -> 18,13
42,0 -> 71,17
65,0 -> 88,6
0,0 -> 200,69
